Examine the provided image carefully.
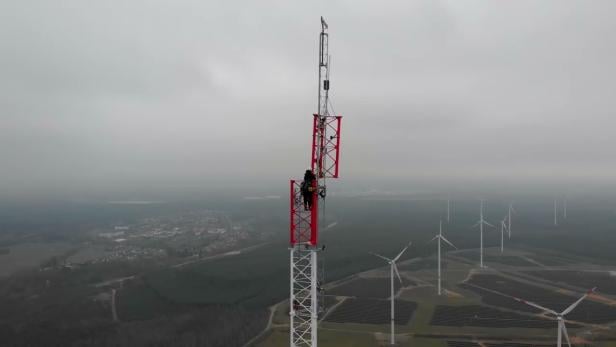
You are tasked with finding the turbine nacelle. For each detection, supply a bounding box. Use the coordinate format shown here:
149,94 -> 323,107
430,221 -> 457,249
500,217 -> 510,236
369,242 -> 411,285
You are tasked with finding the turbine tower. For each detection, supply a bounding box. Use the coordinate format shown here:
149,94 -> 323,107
289,17 -> 343,347
514,287 -> 596,347
554,198 -> 558,226
430,221 -> 456,295
472,200 -> 494,268
499,216 -> 508,253
507,202 -> 515,238
370,243 -> 411,345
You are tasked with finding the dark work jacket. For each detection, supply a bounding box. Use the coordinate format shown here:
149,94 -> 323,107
302,171 -> 316,193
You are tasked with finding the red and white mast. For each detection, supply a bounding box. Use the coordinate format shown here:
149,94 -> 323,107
289,17 -> 342,347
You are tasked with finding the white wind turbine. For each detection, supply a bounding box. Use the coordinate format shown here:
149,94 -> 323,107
514,287 -> 597,347
472,200 -> 494,268
430,221 -> 456,295
507,202 -> 515,238
499,216 -> 509,253
370,242 -> 411,345
554,198 -> 558,226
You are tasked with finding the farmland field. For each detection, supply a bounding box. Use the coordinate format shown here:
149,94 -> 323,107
452,251 -> 536,267
327,277 -> 413,299
523,270 -> 616,295
483,256 -> 538,267
257,328 -> 378,347
458,283 -> 539,314
398,258 -> 446,271
524,253 -> 580,266
430,305 -> 554,328
324,298 -> 417,325
464,274 -> 616,324
257,246 -> 616,346
484,344 -> 554,347
446,342 -> 480,347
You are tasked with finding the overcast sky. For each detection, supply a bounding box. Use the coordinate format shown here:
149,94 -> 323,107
2,0 -> 616,196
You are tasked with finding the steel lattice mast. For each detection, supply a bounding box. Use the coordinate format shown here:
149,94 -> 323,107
289,17 -> 342,347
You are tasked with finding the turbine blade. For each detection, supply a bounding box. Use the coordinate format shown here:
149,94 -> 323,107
561,287 -> 596,316
513,297 -> 558,315
472,221 -> 480,228
369,252 -> 391,263
440,235 -> 457,249
483,221 -> 495,228
561,322 -> 572,347
429,235 -> 439,243
393,242 -> 411,262
393,264 -> 403,284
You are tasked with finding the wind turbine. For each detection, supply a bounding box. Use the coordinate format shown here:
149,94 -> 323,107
514,287 -> 597,347
507,202 -> 515,238
370,242 -> 411,345
430,221 -> 456,295
499,216 -> 509,253
472,200 -> 494,268
554,198 -> 558,226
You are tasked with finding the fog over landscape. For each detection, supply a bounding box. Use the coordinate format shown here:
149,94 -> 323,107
2,0 -> 616,199
2,2 -> 616,347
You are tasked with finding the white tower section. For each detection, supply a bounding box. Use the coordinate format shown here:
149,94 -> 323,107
289,246 -> 318,346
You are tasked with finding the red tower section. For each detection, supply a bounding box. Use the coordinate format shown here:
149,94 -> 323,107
290,113 -> 342,247
311,114 -> 342,179
289,180 -> 318,246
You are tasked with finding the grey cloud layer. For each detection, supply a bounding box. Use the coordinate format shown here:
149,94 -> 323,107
1,0 -> 615,195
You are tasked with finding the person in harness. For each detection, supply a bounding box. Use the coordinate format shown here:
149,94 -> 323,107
301,169 -> 317,211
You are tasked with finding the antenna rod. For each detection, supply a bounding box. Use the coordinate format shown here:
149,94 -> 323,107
318,16 -> 329,118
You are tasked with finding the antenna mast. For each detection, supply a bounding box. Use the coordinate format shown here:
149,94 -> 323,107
289,17 -> 343,347
318,16 -> 330,124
